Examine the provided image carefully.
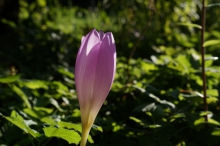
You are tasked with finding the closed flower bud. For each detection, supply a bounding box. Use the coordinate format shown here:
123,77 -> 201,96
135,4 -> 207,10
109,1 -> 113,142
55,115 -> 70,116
75,29 -> 116,146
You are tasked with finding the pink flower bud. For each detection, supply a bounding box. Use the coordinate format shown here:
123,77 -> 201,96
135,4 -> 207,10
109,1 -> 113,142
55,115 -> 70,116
75,29 -> 116,146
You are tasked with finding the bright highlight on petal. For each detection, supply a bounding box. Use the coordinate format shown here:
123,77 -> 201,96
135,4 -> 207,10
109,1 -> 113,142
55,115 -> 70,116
75,29 -> 116,146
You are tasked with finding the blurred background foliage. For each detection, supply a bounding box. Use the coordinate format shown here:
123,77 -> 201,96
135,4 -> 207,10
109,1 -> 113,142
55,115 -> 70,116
1,0 -> 220,145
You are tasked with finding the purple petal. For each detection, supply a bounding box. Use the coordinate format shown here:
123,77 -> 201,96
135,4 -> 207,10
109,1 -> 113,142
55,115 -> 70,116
98,31 -> 105,40
90,32 -> 116,113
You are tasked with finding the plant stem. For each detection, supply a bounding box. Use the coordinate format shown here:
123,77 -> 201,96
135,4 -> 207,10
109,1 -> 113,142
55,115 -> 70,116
201,0 -> 208,126
80,125 -> 91,146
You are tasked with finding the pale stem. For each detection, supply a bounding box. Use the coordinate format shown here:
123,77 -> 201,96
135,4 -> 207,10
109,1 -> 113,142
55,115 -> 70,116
80,124 -> 92,146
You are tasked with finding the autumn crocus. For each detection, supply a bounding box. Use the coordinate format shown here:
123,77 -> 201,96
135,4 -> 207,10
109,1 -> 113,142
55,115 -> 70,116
75,29 -> 116,146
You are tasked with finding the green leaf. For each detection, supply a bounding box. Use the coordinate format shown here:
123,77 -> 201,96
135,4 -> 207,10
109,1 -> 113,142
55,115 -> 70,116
148,93 -> 175,109
206,3 -> 220,8
58,121 -> 82,132
133,101 -> 164,119
92,124 -> 103,132
49,98 -> 65,112
41,117 -> 57,125
0,18 -> 16,28
22,80 -> 48,90
141,61 -> 156,73
206,89 -> 218,96
205,57 -> 218,61
24,107 -> 53,119
207,97 -> 218,104
37,0 -> 46,7
57,67 -> 74,79
72,109 -> 81,117
0,75 -> 20,83
203,40 -> 220,47
87,135 -> 94,144
132,85 -> 146,93
133,103 -> 156,112
57,121 -> 96,143
212,128 -> 220,136
199,111 -> 212,116
1,111 -> 40,138
43,127 -> 80,144
52,81 -> 69,95
129,116 -> 145,126
176,54 -> 191,68
146,124 -> 161,128
129,117 -> 161,129
177,23 -> 202,29
170,113 -> 185,119
194,118 -> 220,126
10,84 -> 31,108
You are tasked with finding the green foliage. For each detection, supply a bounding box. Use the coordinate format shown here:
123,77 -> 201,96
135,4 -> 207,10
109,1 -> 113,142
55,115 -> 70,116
1,111 -> 41,138
1,0 -> 220,145
43,127 -> 80,144
203,40 -> 220,47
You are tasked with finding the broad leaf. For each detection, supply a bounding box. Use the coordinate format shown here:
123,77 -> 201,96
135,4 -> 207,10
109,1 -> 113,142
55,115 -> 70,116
43,127 -> 80,144
57,67 -> 74,79
203,40 -> 220,47
22,80 -> 48,89
212,128 -> 220,136
206,3 -> 220,8
1,111 -> 40,138
10,84 -> 31,108
177,23 -> 202,29
194,118 -> 220,126
129,116 -> 145,126
24,107 -> 53,119
58,121 -> 81,132
49,98 -> 65,112
0,75 -> 20,83
57,121 -> 96,143
92,124 -> 103,133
